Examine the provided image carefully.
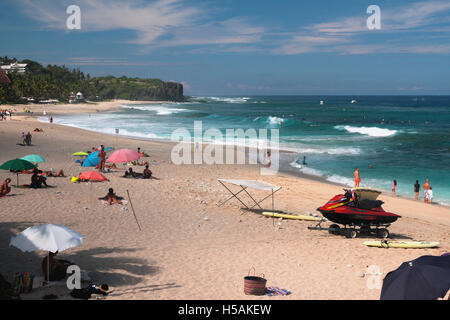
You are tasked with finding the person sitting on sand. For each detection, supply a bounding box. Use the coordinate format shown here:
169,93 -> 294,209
104,188 -> 123,205
0,178 -> 11,197
30,169 -> 48,188
42,169 -> 66,177
33,128 -> 44,132
42,251 -> 73,281
142,165 -> 159,180
124,167 -> 142,178
104,163 -> 118,169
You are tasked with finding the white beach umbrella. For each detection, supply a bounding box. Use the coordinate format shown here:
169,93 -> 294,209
10,224 -> 83,253
10,224 -> 84,284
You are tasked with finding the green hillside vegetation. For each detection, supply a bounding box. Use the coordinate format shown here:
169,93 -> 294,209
0,57 -> 184,104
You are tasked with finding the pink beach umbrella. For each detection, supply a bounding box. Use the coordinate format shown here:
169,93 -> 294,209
106,149 -> 140,163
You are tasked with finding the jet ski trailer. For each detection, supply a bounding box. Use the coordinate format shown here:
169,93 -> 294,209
308,188 -> 401,239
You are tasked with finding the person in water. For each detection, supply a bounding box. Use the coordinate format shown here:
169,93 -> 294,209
414,180 -> 421,200
0,178 -> 11,197
354,168 -> 360,188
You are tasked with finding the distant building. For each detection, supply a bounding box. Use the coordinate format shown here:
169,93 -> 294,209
76,92 -> 85,101
1,62 -> 27,74
69,91 -> 85,103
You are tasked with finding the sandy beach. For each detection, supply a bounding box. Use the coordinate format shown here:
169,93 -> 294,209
0,101 -> 449,300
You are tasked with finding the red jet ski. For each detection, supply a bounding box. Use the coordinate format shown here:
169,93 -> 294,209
316,188 -> 401,238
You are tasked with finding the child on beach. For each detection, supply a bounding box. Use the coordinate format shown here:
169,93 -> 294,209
414,180 -> 420,200
426,187 -> 433,204
423,179 -> 430,203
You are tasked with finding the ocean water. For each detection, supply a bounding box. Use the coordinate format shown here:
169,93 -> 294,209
40,96 -> 450,205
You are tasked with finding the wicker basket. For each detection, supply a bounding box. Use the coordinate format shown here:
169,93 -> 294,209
244,268 -> 267,295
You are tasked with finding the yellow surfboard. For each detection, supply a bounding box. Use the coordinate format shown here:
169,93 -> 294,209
363,240 -> 440,248
262,211 -> 324,221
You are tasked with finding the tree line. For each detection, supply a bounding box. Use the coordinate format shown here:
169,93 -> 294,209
0,57 -> 183,104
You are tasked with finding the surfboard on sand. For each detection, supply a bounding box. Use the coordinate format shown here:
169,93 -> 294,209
363,240 -> 440,248
262,211 -> 324,221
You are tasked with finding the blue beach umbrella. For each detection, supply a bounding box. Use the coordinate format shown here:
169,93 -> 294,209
82,151 -> 100,167
21,154 -> 46,164
380,255 -> 450,300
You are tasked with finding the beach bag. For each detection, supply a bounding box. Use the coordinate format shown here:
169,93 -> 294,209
71,176 -> 79,183
70,288 -> 92,300
244,267 -> 267,295
12,272 -> 34,296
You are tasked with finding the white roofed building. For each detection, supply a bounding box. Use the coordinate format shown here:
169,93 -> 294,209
1,62 -> 27,74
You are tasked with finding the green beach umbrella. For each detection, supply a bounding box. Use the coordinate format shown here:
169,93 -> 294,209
72,152 -> 89,156
21,154 -> 46,163
0,159 -> 37,186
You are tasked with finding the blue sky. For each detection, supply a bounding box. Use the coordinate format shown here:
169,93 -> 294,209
1,0 -> 450,95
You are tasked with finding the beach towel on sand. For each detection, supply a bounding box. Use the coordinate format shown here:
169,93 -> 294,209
264,287 -> 291,296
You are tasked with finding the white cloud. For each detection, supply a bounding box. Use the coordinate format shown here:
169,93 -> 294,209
275,0 -> 450,55
18,0 -> 264,49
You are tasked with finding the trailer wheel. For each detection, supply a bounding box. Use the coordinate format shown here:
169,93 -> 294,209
346,229 -> 358,239
328,224 -> 340,235
377,228 -> 389,239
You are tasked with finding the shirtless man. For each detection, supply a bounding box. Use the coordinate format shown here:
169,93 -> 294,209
142,165 -> 159,180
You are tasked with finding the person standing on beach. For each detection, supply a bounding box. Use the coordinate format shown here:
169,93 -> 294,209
423,179 -> 430,203
98,145 -> 106,172
392,180 -> 397,195
414,180 -> 420,200
354,168 -> 360,187
266,151 -> 271,168
427,187 -> 433,204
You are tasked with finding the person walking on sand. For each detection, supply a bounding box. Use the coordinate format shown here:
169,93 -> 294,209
414,180 -> 420,200
354,168 -> 360,188
392,180 -> 397,196
98,145 -> 106,172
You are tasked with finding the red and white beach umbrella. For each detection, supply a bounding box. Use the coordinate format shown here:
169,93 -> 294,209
106,149 -> 140,163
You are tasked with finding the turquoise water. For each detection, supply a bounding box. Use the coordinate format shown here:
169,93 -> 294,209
41,96 -> 450,205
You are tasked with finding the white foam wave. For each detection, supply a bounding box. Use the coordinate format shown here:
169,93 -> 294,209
335,125 -> 397,137
267,116 -> 284,124
192,96 -> 251,104
122,104 -> 188,115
